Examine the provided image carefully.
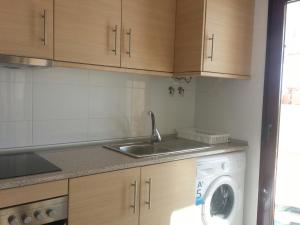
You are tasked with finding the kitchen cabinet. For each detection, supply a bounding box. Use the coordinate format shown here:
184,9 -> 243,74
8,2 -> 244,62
0,0 -> 54,59
54,0 -> 175,73
140,159 -> 196,225
174,0 -> 254,78
0,0 -> 254,77
69,159 -> 195,225
69,168 -> 140,225
54,0 -> 121,67
121,0 -> 176,72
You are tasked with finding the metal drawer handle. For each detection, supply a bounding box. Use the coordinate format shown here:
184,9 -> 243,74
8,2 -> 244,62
112,25 -> 118,55
41,10 -> 47,46
208,34 -> 215,61
130,180 -> 137,213
126,28 -> 132,57
145,178 -> 152,209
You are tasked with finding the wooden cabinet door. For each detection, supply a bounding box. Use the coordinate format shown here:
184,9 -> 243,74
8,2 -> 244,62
140,159 -> 196,225
202,0 -> 254,76
54,0 -> 121,67
121,0 -> 176,72
69,168 -> 140,225
0,0 -> 53,59
174,0 -> 205,74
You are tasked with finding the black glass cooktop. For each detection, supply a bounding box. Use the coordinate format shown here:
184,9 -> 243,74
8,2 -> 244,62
0,152 -> 61,180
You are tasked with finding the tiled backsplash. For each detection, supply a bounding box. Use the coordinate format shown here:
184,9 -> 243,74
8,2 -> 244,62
0,67 -> 195,149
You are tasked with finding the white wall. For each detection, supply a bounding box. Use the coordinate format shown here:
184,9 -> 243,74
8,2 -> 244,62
0,67 -> 195,149
195,0 -> 268,224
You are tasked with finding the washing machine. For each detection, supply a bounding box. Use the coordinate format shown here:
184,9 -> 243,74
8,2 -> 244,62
193,151 -> 246,225
171,151 -> 246,225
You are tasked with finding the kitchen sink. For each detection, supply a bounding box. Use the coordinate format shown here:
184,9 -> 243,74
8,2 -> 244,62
107,142 -> 170,157
104,139 -> 211,158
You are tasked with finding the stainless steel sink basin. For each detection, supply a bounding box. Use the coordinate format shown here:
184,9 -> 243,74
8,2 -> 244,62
104,139 -> 211,158
112,143 -> 170,157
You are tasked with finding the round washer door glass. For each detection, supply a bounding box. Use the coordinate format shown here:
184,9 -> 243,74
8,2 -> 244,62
202,176 -> 238,225
210,184 -> 234,218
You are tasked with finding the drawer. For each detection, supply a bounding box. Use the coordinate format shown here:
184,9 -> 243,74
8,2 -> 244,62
0,180 -> 68,208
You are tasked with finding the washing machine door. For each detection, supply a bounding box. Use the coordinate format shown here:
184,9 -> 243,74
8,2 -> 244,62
202,176 -> 238,225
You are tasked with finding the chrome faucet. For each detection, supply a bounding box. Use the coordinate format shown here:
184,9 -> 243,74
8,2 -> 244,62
148,111 -> 162,143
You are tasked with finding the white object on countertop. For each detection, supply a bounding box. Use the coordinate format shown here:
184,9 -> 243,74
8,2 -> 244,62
176,128 -> 230,144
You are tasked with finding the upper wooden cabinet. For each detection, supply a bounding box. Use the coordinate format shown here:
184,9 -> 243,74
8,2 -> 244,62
0,0 -> 54,59
54,0 -> 121,67
174,0 -> 254,78
121,0 -> 176,72
54,0 -> 175,72
140,159 -> 196,225
69,168 -> 140,225
0,0 -> 254,77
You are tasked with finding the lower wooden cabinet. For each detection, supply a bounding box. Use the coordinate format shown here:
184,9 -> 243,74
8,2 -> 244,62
68,159 -> 196,225
140,159 -> 196,225
69,168 -> 140,225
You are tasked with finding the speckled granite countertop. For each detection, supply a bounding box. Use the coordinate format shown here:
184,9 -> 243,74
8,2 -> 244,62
0,137 -> 248,190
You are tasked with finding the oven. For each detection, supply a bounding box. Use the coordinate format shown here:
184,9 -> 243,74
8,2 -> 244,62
0,196 -> 68,225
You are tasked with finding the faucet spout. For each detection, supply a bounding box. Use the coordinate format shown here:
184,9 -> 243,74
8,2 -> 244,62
148,111 -> 162,143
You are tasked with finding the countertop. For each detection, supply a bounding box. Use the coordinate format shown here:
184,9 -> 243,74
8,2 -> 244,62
0,137 -> 248,190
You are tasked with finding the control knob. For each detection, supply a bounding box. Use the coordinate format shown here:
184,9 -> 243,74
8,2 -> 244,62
221,162 -> 228,171
8,216 -> 18,225
21,215 -> 32,224
46,209 -> 56,218
34,211 -> 43,221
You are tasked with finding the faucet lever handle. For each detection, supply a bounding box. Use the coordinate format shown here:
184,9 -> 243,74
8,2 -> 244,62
148,111 -> 162,143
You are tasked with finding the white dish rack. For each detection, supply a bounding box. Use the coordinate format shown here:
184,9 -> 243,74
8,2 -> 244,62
176,128 -> 230,144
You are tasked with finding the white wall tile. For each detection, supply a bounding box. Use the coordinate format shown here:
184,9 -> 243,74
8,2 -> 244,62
33,68 -> 89,85
0,68 -> 32,83
149,80 -> 170,116
88,117 -> 131,140
33,83 -> 89,120
130,115 -> 151,137
131,88 -> 151,118
89,70 -> 133,88
130,87 -> 152,136
132,75 -> 150,89
89,87 -> 132,119
33,119 -> 88,145
0,121 -> 32,148
0,82 -> 32,122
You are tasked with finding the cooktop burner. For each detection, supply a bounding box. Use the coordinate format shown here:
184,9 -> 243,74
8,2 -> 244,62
0,152 -> 61,180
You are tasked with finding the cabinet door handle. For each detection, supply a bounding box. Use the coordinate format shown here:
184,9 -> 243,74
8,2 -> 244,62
41,10 -> 47,46
145,178 -> 152,209
130,180 -> 137,213
207,34 -> 215,61
112,25 -> 118,55
126,28 -> 132,57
